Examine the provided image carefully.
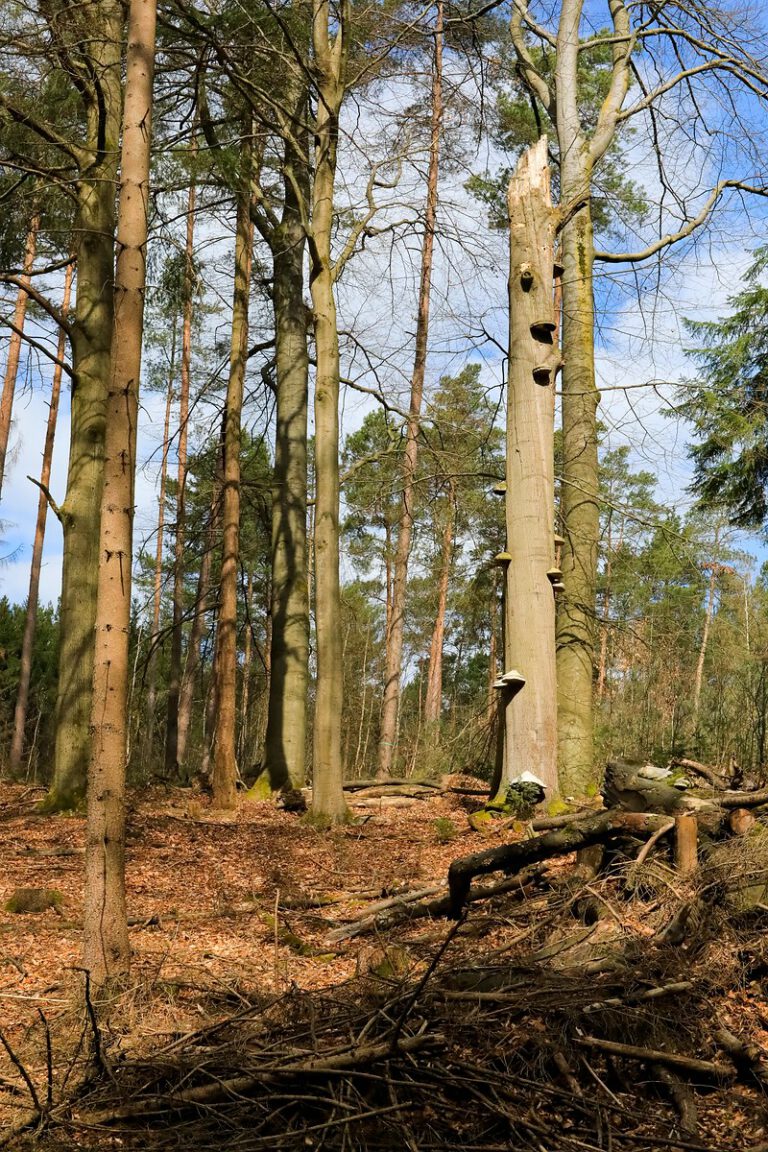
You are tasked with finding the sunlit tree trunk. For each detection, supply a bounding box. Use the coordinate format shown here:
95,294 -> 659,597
49,0 -> 124,811
141,340 -> 176,767
177,484 -> 220,768
8,259 -> 72,777
424,480 -> 454,726
0,212 -> 39,498
213,150 -> 253,810
693,560 -> 719,736
503,138 -> 559,796
378,0 -> 443,778
263,88 -> 311,792
165,166 -> 196,776
84,0 -> 156,992
310,0 -> 348,822
238,569 -> 254,764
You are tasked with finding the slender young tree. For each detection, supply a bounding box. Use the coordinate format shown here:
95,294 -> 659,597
84,0 -> 156,992
166,161 -> 197,776
378,0 -> 443,778
310,0 -> 348,822
0,210 -> 39,498
141,339 -> 176,767
212,136 -> 254,810
8,259 -> 73,777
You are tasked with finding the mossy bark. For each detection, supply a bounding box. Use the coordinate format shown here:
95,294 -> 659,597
48,0 -> 124,812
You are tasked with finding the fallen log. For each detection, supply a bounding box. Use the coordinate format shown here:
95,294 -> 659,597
714,1026 -> 768,1086
572,1036 -> 733,1080
447,811 -> 670,917
327,866 -> 547,943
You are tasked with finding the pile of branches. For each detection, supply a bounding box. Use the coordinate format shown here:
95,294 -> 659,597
10,757 -> 768,1151
17,887 -> 768,1151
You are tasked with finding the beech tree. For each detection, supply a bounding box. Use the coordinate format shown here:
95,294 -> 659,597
504,0 -> 768,796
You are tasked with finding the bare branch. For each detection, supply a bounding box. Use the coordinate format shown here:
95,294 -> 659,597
0,275 -> 73,335
596,181 -> 768,263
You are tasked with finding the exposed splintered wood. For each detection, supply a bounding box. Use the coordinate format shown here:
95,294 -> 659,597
674,814 -> 698,876
447,810 -> 670,917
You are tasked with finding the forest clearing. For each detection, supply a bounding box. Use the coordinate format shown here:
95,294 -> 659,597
5,0 -> 768,1146
3,775 -> 768,1150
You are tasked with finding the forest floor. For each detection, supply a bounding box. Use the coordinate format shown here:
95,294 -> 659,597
1,780 -> 768,1150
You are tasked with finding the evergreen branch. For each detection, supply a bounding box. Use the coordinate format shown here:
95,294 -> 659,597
0,95 -> 85,165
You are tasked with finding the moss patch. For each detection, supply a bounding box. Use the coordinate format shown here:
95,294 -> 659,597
6,888 -> 63,914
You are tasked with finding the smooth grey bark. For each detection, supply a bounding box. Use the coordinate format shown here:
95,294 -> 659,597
503,137 -> 559,797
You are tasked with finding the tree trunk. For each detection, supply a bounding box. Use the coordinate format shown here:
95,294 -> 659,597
377,0 -> 443,778
309,0 -> 348,823
0,212 -> 39,498
212,161 -> 253,811
263,92 -> 311,792
553,6 -> 600,799
502,138 -> 559,797
165,164 -> 196,776
84,0 -> 156,992
693,560 -> 719,734
556,185 -> 598,798
424,480 -> 454,726
48,0 -> 124,811
8,259 -> 72,778
596,508 -> 612,703
177,480 -> 221,768
238,569 -> 254,764
141,340 -> 176,768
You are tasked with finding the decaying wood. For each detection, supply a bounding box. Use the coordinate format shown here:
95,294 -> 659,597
78,1030 -> 445,1126
447,810 -> 670,917
669,757 -> 728,789
674,814 -> 698,876
714,1026 -> 768,1086
583,981 -> 693,1014
652,1062 -> 698,1135
634,819 -> 676,868
327,867 -> 547,943
530,807 -> 598,830
572,1036 -> 733,1080
343,779 -> 440,793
